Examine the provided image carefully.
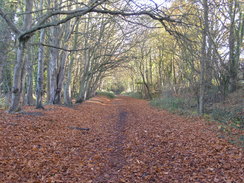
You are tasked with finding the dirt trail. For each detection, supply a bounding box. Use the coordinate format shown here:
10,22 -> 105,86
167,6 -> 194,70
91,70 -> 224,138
95,104 -> 128,182
0,96 -> 243,183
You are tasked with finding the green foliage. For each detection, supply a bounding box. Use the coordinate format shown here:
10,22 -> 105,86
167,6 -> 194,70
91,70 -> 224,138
151,97 -> 190,112
96,91 -> 115,99
123,92 -> 142,99
207,105 -> 244,148
0,96 -> 8,109
210,107 -> 244,129
210,108 -> 231,123
239,135 -> 244,148
151,97 -> 183,111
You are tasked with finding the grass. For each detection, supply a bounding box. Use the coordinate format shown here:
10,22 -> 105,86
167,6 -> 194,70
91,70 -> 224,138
96,91 -> 116,99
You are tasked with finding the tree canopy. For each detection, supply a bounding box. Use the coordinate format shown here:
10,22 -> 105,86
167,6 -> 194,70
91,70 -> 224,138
0,0 -> 243,113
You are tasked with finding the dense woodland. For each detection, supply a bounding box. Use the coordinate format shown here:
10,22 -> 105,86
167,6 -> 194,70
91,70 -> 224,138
0,0 -> 243,114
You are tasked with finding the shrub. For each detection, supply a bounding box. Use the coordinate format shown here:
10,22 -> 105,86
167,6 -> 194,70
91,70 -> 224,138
123,92 -> 142,99
96,91 -> 115,99
210,108 -> 231,123
150,97 -> 186,112
210,107 -> 244,129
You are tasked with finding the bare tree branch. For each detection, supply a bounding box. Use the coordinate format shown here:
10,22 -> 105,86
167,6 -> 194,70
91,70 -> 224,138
18,5 -> 182,40
32,43 -> 89,52
0,8 -> 21,35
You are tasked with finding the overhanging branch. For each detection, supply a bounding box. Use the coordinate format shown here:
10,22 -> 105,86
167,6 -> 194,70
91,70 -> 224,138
0,8 -> 21,35
32,43 -> 89,52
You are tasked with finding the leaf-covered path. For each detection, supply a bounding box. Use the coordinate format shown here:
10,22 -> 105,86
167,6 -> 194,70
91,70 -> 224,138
0,96 -> 243,182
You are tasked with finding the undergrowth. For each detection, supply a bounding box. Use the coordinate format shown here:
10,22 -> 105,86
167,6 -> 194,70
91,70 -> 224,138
123,92 -> 142,99
150,96 -> 243,148
210,107 -> 243,129
96,91 -> 116,99
0,97 -> 8,109
210,107 -> 244,148
150,96 -> 197,115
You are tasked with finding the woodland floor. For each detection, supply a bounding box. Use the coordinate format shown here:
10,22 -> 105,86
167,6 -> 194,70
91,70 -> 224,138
0,96 -> 243,183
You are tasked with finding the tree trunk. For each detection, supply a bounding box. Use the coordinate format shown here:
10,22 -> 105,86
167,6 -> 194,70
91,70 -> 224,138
205,13 -> 214,89
26,44 -> 34,105
64,54 -> 73,105
89,72 -> 102,98
228,0 -> 237,92
48,26 -> 59,104
0,54 -> 4,95
8,0 -> 33,112
140,68 -> 152,100
77,74 -> 89,103
77,16 -> 91,103
64,23 -> 79,106
20,53 -> 28,107
49,49 -> 58,104
235,10 -> 244,86
9,41 -> 27,112
158,49 -> 164,92
54,51 -> 67,104
36,29 -> 45,109
199,0 -> 208,115
35,0 -> 45,108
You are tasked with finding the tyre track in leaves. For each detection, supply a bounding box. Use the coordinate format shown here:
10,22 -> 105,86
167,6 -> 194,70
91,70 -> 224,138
109,111 -> 127,171
94,98 -> 129,183
95,96 -> 243,183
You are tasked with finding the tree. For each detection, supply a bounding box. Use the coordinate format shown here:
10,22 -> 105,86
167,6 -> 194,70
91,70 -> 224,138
198,0 -> 209,115
36,28 -> 45,109
228,0 -> 243,92
4,0 -> 33,112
